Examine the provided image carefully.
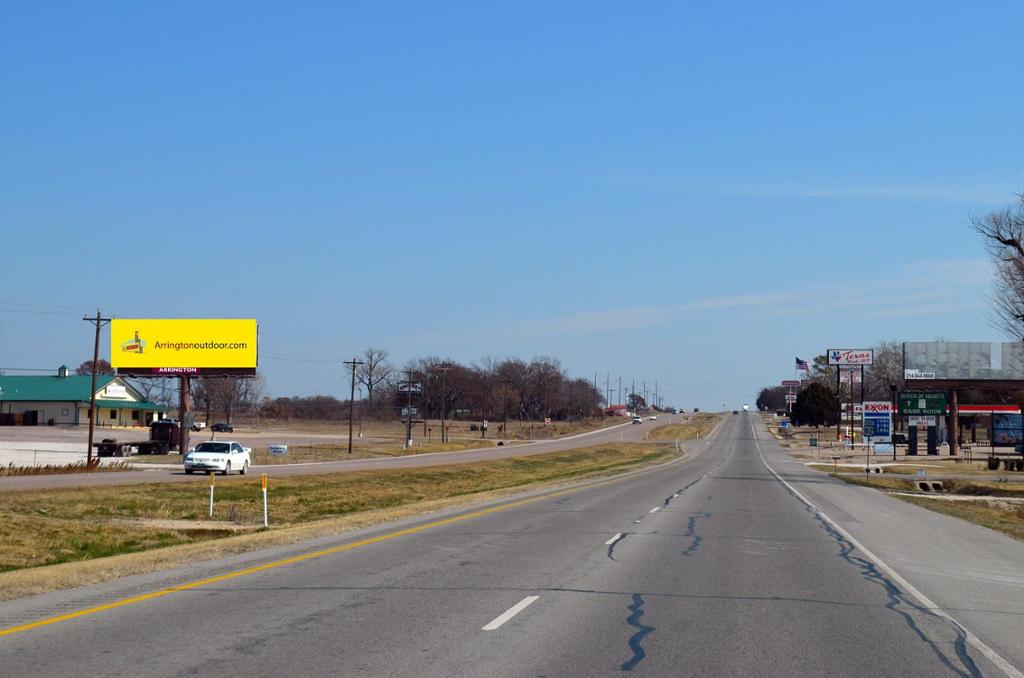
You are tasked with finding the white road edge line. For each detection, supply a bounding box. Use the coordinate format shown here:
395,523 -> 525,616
648,507 -> 660,513
750,421 -> 1023,678
605,533 -> 623,545
482,596 -> 540,631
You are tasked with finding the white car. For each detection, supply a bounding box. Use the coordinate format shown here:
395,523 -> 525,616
184,441 -> 251,475
632,416 -> 643,424
649,415 -> 657,421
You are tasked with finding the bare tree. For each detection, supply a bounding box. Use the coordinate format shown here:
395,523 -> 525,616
126,377 -> 176,407
356,347 -> 395,408
74,359 -> 114,375
864,340 -> 904,400
972,193 -> 1024,338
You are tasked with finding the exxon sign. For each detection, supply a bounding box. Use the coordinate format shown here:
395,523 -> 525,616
827,349 -> 873,366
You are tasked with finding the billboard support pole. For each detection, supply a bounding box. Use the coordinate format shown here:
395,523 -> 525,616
836,367 -> 841,442
180,376 -> 190,456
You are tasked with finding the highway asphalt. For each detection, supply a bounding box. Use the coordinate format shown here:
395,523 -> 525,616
1,413 -> 1022,676
0,418 -> 662,492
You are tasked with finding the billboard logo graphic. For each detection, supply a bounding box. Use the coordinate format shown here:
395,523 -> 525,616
827,349 -> 873,365
120,330 -> 146,354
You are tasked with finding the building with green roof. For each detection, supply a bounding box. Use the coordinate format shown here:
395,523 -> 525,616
0,365 -> 167,427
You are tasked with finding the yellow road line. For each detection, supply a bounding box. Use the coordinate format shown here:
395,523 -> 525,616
0,467 -> 651,639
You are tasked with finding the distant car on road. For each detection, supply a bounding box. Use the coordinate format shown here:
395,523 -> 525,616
632,416 -> 643,424
649,415 -> 657,421
733,410 -> 739,415
190,420 -> 206,431
184,441 -> 250,475
211,422 -> 234,433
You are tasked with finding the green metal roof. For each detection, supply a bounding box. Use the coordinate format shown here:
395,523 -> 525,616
0,373 -> 166,410
0,374 -> 118,401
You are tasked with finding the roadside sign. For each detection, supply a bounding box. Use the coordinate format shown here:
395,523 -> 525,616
908,415 -> 936,427
828,349 -> 873,366
398,382 -> 423,394
401,407 -> 419,416
785,394 -> 797,403
898,391 -> 947,416
862,401 -> 892,442
781,380 -> 801,387
268,444 -> 288,456
544,417 -> 552,426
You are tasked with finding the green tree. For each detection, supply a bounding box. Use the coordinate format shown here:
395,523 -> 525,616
792,382 -> 837,427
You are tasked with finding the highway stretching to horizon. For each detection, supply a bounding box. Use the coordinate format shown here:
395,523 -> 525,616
2,413 -> 1022,676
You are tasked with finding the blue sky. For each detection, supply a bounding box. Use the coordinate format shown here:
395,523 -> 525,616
2,2 -> 1023,408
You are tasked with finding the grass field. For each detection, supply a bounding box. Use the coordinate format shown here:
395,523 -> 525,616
0,441 -> 678,577
897,496 -> 1024,542
649,413 -> 720,441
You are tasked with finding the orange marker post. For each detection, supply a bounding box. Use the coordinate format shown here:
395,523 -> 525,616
261,474 -> 268,528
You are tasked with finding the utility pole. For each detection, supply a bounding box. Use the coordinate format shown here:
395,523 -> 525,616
403,369 -> 416,448
617,376 -> 622,406
605,373 -> 610,409
343,358 -> 364,454
438,362 -> 452,443
83,310 -> 112,465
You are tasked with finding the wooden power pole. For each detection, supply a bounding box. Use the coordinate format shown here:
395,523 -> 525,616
82,310 -> 112,465
343,358 -> 364,454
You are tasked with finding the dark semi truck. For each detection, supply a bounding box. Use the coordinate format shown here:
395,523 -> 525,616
94,420 -> 182,457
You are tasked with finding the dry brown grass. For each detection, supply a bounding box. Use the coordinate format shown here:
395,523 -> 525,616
821,471 -> 1024,542
0,460 -> 134,476
897,496 -> 1024,542
649,414 -> 719,441
0,441 -> 678,582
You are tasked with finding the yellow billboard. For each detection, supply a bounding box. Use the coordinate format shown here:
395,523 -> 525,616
110,319 -> 258,375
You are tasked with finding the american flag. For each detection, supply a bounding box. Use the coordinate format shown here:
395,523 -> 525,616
795,357 -> 809,372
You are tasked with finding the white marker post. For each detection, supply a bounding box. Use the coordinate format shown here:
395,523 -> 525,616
208,471 -> 215,518
261,474 -> 268,528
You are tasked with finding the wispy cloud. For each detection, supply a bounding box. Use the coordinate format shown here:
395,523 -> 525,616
420,257 -> 993,345
596,174 -> 1023,205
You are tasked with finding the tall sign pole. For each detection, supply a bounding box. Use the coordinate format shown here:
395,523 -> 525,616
82,310 -> 112,465
343,358 -> 364,454
439,363 -> 452,443
405,370 -> 415,448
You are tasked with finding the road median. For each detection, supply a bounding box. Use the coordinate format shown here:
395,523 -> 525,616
0,441 -> 682,602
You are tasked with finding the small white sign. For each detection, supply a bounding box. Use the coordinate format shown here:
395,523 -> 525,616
104,384 -> 129,399
908,416 -> 935,427
268,445 -> 288,456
